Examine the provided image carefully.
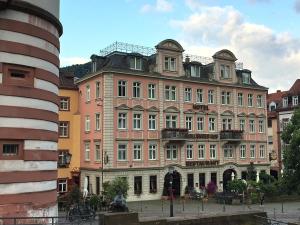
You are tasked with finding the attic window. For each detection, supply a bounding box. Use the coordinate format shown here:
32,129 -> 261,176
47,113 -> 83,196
242,72 -> 250,84
164,57 -> 176,71
130,57 -> 142,70
92,61 -> 97,73
220,65 -> 230,79
191,65 -> 200,77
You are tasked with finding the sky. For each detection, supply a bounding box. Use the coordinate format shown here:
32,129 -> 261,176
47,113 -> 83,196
60,0 -> 300,93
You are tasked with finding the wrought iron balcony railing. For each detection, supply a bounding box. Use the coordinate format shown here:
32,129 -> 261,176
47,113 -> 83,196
161,128 -> 189,140
220,130 -> 243,140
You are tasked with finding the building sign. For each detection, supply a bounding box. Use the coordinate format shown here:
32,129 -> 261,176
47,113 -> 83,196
187,133 -> 218,139
186,160 -> 219,167
193,104 -> 209,111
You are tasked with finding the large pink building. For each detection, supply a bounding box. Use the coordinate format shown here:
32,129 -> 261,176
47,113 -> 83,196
77,39 -> 269,201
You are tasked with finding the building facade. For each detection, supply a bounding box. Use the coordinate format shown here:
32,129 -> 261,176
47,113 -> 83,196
57,72 -> 81,195
267,79 -> 300,177
0,0 -> 62,217
77,39 -> 269,201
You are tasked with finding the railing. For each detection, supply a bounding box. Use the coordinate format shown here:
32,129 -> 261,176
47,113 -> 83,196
161,128 -> 189,139
220,130 -> 243,140
254,215 -> 290,225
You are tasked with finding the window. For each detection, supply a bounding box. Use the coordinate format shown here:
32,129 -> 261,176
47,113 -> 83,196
185,116 -> 193,131
118,80 -> 127,97
224,145 -> 233,158
268,135 -> 273,144
210,144 -> 216,159
92,61 -> 97,73
95,81 -> 100,99
239,119 -> 245,131
197,117 -> 204,131
186,144 -> 193,159
242,72 -> 250,84
191,65 -> 201,77
259,145 -> 265,158
134,176 -> 142,195
166,115 -> 177,128
166,144 -> 177,160
208,90 -> 214,104
95,142 -> 101,161
258,119 -> 265,133
187,174 -> 194,188
199,173 -> 205,187
220,65 -> 230,78
133,82 -> 141,98
118,144 -> 127,161
221,91 -> 231,105
59,122 -> 69,137
249,119 -> 255,133
184,88 -> 192,102
84,142 -> 90,161
95,113 -> 100,131
238,93 -> 243,106
293,96 -> 298,106
133,113 -> 142,130
148,84 -> 156,99
222,118 -> 232,130
4,65 -> 34,87
283,97 -> 288,107
96,177 -> 100,195
165,85 -> 176,101
240,145 -> 246,158
133,143 -> 142,160
86,85 -> 90,102
211,172 -> 217,185
148,114 -> 156,130
85,115 -> 90,132
250,144 -> 255,158
130,57 -> 142,70
58,150 -> 70,167
248,94 -> 253,107
2,144 -> 19,156
257,95 -> 263,108
209,117 -> 216,132
60,97 -> 69,111
58,179 -> 67,193
164,57 -> 176,71
118,113 -> 127,129
196,89 -> 203,103
149,175 -> 157,193
149,143 -> 157,160
198,144 -> 205,159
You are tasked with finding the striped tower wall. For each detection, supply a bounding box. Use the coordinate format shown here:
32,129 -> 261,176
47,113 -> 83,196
0,0 -> 62,218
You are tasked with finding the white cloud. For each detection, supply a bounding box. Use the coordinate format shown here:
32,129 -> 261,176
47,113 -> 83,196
140,0 -> 173,13
170,5 -> 300,92
60,57 -> 89,67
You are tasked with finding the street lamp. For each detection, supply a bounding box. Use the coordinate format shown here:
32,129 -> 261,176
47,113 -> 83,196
168,166 -> 175,217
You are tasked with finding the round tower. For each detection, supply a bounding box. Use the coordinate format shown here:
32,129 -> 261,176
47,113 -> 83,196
0,0 -> 62,218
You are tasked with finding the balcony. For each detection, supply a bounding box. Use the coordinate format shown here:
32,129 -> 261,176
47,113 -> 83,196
220,130 -> 243,141
161,128 -> 189,140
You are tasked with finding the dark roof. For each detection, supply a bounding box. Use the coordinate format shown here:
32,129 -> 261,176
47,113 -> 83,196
267,90 -> 286,104
286,79 -> 300,96
59,71 -> 77,90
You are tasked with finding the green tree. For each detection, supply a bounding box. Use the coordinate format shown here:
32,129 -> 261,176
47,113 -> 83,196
281,107 -> 300,193
227,179 -> 247,194
103,177 -> 129,201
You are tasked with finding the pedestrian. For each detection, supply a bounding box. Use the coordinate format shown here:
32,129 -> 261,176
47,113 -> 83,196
260,192 -> 265,206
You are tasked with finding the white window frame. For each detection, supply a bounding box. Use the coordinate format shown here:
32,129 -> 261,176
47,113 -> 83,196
166,144 -> 177,160
95,142 -> 101,161
58,179 -> 67,193
198,144 -> 205,159
222,118 -> 233,131
118,80 -> 127,97
148,114 -> 156,130
86,85 -> 90,102
133,143 -> 142,160
95,113 -> 100,131
250,144 -> 255,158
59,122 -> 69,137
118,112 -> 127,129
184,87 -> 192,102
248,94 -> 253,107
166,115 -> 177,128
259,145 -> 265,158
258,119 -> 265,133
165,85 -> 176,101
240,145 -> 246,159
210,144 -> 217,159
118,143 -> 127,161
85,115 -> 90,132
208,90 -> 214,104
95,81 -> 100,99
164,57 -> 176,71
242,72 -> 250,84
196,89 -> 203,103
249,119 -> 255,133
224,145 -> 233,158
257,95 -> 263,108
220,65 -> 230,79
209,117 -> 216,132
221,91 -> 231,105
130,57 -> 142,70
85,142 -> 90,161
149,143 -> 157,160
239,119 -> 245,131
186,144 -> 193,159
293,96 -> 298,106
148,84 -> 156,99
238,93 -> 243,106
60,97 -> 69,111
191,65 -> 201,77
133,113 -> 142,130
197,116 -> 204,131
133,82 -> 141,98
185,116 -> 193,131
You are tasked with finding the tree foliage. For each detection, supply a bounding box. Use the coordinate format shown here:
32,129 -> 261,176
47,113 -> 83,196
281,108 -> 300,192
227,179 -> 247,194
103,177 -> 129,201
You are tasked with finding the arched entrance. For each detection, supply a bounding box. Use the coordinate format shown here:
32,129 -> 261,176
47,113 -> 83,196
163,171 -> 181,197
223,169 -> 236,191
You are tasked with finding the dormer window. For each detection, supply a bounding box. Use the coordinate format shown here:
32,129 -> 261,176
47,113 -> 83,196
283,97 -> 288,107
92,61 -> 97,73
164,57 -> 176,71
292,96 -> 298,106
191,65 -> 201,77
242,72 -> 250,84
130,57 -> 142,70
220,65 -> 230,79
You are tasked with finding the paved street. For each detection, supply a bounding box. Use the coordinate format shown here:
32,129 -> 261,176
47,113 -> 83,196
127,199 -> 300,224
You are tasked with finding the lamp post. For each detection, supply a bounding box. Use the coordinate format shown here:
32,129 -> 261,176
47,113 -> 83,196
168,166 -> 175,217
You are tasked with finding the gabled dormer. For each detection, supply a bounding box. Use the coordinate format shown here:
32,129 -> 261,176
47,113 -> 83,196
155,39 -> 184,77
212,49 -> 238,83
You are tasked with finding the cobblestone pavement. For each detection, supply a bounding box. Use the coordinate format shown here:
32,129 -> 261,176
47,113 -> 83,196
127,199 -> 300,224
